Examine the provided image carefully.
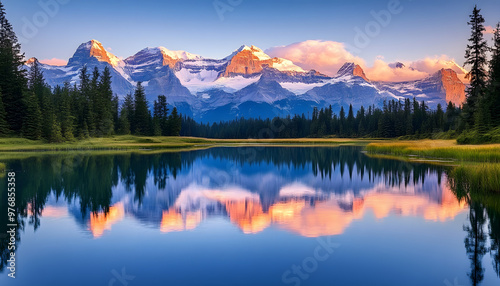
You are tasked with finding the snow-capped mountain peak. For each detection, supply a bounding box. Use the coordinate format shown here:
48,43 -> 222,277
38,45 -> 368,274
389,62 -> 406,69
157,47 -> 202,61
26,57 -> 37,65
445,60 -> 468,75
68,39 -> 122,67
124,47 -> 202,69
337,62 -> 369,82
30,40 -> 468,123
221,44 -> 305,78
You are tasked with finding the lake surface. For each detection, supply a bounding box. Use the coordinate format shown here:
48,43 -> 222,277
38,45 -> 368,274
0,146 -> 499,286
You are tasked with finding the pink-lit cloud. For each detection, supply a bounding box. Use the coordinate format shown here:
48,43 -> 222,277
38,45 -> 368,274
40,58 -> 67,66
484,25 -> 496,35
409,55 -> 467,75
363,60 -> 429,82
266,41 -> 468,83
363,57 -> 469,83
265,40 -> 366,76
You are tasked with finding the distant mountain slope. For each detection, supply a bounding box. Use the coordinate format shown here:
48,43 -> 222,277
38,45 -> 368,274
27,40 -> 467,122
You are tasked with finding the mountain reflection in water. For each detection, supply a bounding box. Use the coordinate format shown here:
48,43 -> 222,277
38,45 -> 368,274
1,146 -> 498,286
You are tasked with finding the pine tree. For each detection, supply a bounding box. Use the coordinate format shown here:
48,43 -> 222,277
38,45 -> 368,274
118,106 -> 130,135
463,5 -> 488,128
28,63 -> 56,141
81,121 -> 90,139
21,92 -> 42,140
167,107 -> 181,136
156,95 -> 169,135
28,58 -> 45,102
40,88 -> 55,140
404,98 -> 413,135
435,103 -> 445,132
153,99 -> 160,136
356,106 -> 366,136
346,104 -> 355,136
49,117 -> 63,143
133,82 -> 151,135
123,93 -> 134,133
79,65 -> 95,137
445,101 -> 456,131
487,23 -> 500,127
378,101 -> 393,138
0,88 -> 8,136
111,95 -> 119,134
59,83 -> 75,140
0,2 -> 27,133
96,66 -> 113,136
339,106 -> 345,136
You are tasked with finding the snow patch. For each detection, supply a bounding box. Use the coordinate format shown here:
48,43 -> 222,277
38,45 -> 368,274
158,47 -> 202,60
279,82 -> 326,94
272,58 -> 305,73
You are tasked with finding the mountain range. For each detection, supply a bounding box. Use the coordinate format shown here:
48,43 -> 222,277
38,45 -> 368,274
27,40 -> 467,122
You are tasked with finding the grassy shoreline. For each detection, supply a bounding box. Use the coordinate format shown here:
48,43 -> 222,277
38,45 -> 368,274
0,136 -> 372,152
366,140 -> 500,163
2,137 -> 500,164
365,140 -> 500,195
2,136 -> 500,195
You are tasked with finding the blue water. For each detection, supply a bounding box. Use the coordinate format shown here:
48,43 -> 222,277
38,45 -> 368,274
0,146 -> 498,286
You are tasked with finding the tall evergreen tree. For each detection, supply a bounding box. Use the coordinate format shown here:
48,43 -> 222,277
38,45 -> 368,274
59,83 -> 74,140
48,117 -> 63,143
111,95 -> 119,134
123,93 -> 134,133
346,104 -> 355,136
487,23 -> 500,126
118,106 -> 130,135
339,106 -> 345,136
21,92 -> 42,140
133,82 -> 151,135
40,87 -> 56,140
0,2 -> 27,133
435,103 -> 445,132
28,58 -> 45,102
88,67 -> 100,136
463,5 -> 488,128
28,60 -> 58,141
77,65 -> 94,138
156,95 -> 169,135
167,106 -> 182,136
0,87 -> 8,136
404,98 -> 413,135
445,101 -> 457,131
97,66 -> 113,135
152,99 -> 162,136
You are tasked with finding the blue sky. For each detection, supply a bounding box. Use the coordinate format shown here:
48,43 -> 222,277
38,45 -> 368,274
2,0 -> 500,67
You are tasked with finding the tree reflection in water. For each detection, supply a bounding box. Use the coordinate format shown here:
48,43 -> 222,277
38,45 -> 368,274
0,146 -> 498,283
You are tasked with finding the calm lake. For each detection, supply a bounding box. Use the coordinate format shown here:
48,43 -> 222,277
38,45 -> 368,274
0,146 -> 499,286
